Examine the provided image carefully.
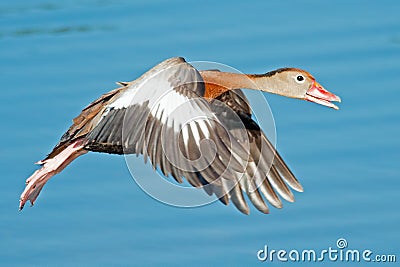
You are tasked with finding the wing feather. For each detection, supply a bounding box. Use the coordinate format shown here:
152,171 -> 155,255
210,89 -> 303,213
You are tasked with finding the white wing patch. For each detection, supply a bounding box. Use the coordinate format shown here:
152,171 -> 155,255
150,90 -> 189,126
108,87 -> 138,109
99,58 -> 218,160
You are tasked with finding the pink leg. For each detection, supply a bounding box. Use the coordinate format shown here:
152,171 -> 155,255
19,140 -> 88,210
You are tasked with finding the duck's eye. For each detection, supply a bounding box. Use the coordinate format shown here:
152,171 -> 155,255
295,75 -> 305,83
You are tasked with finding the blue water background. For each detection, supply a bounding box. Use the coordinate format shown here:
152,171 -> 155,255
1,0 -> 399,266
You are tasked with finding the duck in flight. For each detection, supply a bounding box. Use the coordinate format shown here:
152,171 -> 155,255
19,57 -> 341,214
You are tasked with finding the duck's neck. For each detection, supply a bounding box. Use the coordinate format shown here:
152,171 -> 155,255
200,70 -> 279,99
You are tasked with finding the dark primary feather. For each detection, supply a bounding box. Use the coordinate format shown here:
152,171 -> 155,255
46,86 -> 126,159
209,89 -> 304,213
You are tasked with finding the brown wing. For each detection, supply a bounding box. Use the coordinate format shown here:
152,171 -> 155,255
204,89 -> 304,214
45,85 -> 127,160
46,57 -> 248,188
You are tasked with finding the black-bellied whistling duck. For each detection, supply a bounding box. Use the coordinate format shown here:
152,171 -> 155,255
19,57 -> 340,214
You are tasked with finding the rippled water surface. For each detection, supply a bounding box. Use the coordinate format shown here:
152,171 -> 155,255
1,0 -> 399,266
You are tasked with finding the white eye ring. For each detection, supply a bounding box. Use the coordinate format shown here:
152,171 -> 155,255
294,74 -> 306,84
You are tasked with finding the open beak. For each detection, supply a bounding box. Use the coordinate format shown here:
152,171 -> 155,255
305,81 -> 341,110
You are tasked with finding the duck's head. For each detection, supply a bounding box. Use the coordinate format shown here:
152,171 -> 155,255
254,68 -> 341,109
